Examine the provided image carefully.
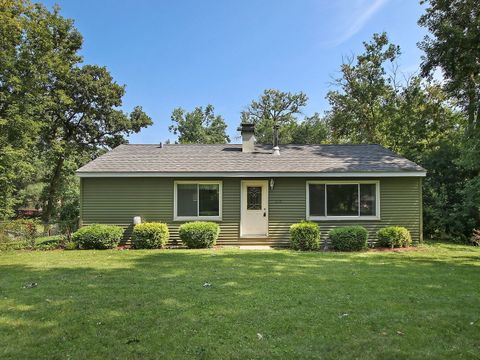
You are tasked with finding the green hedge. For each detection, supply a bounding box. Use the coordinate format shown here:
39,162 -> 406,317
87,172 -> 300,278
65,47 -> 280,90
329,226 -> 368,251
289,221 -> 320,250
377,226 -> 412,248
35,235 -> 63,251
178,221 -> 220,249
132,222 -> 169,249
72,224 -> 123,249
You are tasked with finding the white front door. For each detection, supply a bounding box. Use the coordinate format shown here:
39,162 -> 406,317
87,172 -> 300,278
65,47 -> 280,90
241,180 -> 268,237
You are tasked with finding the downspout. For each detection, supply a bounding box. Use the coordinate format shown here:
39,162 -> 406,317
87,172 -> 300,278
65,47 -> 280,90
79,177 -> 84,228
419,177 -> 423,243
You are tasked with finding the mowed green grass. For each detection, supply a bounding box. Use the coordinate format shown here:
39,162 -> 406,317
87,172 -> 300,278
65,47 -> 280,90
0,243 -> 479,359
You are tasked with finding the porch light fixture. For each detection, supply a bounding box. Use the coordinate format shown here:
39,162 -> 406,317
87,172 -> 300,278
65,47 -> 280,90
270,178 -> 275,190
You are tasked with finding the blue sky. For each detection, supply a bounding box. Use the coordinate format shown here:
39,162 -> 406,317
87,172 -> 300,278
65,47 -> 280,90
40,0 -> 427,144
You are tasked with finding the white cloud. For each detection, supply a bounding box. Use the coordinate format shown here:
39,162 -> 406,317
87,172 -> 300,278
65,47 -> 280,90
321,0 -> 388,47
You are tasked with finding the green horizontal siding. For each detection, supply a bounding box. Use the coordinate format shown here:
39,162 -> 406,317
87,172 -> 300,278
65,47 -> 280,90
269,178 -> 305,244
81,178 -> 241,244
81,176 -> 422,246
269,177 -> 422,245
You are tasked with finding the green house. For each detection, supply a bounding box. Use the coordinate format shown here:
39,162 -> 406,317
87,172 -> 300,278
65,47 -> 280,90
76,124 -> 426,246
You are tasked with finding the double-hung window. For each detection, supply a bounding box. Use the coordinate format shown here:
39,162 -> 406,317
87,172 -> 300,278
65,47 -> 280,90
307,181 -> 379,220
174,181 -> 222,220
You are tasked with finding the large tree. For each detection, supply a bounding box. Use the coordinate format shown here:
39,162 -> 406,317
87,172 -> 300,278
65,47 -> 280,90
290,113 -> 330,144
40,65 -> 152,224
418,0 -> 480,135
0,0 -> 81,218
326,32 -> 462,157
419,0 -> 480,237
388,77 -> 465,161
169,105 -> 229,144
0,1 -> 153,223
241,89 -> 308,144
326,33 -> 399,144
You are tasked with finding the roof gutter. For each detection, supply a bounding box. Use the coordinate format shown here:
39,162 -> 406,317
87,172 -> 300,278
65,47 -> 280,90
76,171 -> 427,178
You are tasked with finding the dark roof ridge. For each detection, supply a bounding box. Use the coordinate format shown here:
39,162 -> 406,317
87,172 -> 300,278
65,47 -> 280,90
119,143 -> 386,147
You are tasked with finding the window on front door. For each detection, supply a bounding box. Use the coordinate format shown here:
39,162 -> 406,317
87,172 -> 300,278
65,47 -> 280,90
247,186 -> 262,210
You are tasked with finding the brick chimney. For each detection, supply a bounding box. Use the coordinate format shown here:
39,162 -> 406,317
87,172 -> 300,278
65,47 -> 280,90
238,123 -> 255,153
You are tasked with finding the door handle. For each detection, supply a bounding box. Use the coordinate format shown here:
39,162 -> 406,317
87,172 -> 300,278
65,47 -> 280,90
263,211 -> 266,217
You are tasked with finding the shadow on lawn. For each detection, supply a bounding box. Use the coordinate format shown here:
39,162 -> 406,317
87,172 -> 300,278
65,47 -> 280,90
0,248 -> 479,359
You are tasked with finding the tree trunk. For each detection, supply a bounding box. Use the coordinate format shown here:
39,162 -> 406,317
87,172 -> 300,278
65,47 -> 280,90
466,78 -> 477,137
42,156 -> 65,227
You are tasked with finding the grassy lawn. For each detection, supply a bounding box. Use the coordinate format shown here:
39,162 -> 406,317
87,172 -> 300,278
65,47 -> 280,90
0,243 -> 479,359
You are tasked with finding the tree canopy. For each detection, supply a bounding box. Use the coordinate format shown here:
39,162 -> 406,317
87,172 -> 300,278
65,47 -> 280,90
418,0 -> 480,239
169,105 -> 229,144
290,113 -> 329,145
0,0 -> 81,218
0,0 -> 153,222
418,0 -> 480,135
241,89 -> 308,144
326,33 -> 400,144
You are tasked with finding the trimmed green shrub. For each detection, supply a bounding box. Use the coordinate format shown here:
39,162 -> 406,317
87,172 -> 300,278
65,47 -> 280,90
72,224 -> 123,249
132,222 -> 169,249
329,226 -> 368,251
35,235 -> 63,251
377,226 -> 412,248
289,221 -> 320,250
178,221 -> 220,249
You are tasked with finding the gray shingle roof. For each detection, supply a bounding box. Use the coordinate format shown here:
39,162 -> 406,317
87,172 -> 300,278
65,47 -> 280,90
76,144 -> 425,175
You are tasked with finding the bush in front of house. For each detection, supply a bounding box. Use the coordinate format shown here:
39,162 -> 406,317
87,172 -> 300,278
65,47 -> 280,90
178,221 -> 220,248
72,224 -> 123,249
376,226 -> 412,248
132,222 -> 169,249
289,221 -> 320,250
329,226 -> 368,251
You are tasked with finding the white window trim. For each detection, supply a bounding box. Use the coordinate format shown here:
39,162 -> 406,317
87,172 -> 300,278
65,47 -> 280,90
306,180 -> 380,221
174,180 -> 223,221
